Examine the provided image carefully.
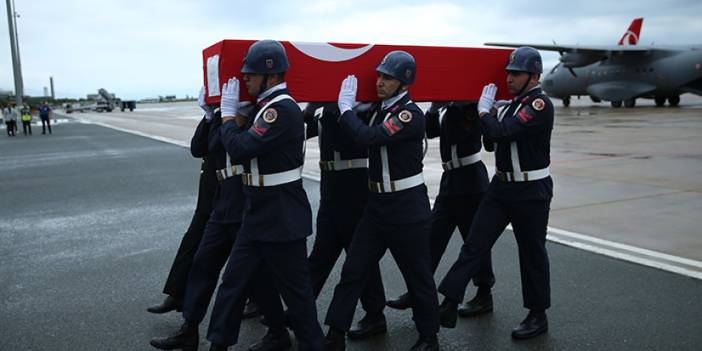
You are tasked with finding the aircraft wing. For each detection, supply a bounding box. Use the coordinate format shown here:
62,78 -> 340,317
484,42 -> 677,54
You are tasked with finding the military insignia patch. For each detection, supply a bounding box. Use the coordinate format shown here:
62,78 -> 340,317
532,98 -> 545,111
398,110 -> 412,123
262,108 -> 278,123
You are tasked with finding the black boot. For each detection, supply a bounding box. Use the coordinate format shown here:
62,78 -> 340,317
243,300 -> 261,319
409,334 -> 439,351
324,327 -> 346,351
147,295 -> 182,314
511,310 -> 548,339
386,292 -> 412,310
150,321 -> 198,350
438,298 -> 458,329
208,344 -> 228,351
457,288 -> 493,317
347,312 -> 387,339
249,327 -> 292,351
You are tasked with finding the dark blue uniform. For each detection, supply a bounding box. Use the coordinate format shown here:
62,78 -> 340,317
324,93 -> 440,337
180,110 -> 247,325
207,88 -> 324,350
425,104 -> 494,291
438,87 -> 554,311
161,116 -> 217,303
304,104 -> 386,315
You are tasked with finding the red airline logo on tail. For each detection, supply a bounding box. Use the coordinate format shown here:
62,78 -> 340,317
618,17 -> 644,46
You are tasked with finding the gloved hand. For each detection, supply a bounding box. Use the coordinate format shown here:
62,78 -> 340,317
477,83 -> 497,115
220,77 -> 240,117
428,102 -> 450,114
338,75 -> 357,114
198,86 -> 214,121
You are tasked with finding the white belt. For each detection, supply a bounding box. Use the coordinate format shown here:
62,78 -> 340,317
319,158 -> 368,172
369,172 -> 424,193
495,167 -> 550,182
442,151 -> 481,171
242,166 -> 303,187
216,164 -> 244,182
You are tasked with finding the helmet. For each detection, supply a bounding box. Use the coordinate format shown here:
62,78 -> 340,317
505,46 -> 542,74
241,40 -> 289,74
376,50 -> 416,85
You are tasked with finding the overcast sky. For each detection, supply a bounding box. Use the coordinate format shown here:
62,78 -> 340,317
1,0 -> 700,100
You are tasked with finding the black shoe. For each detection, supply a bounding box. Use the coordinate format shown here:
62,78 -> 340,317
511,310 -> 548,339
438,298 -> 458,329
458,290 -> 493,317
150,321 -> 198,350
249,328 -> 291,351
208,344 -> 228,351
147,296 -> 182,314
409,335 -> 439,351
324,327 -> 346,351
347,313 -> 387,339
243,300 -> 261,319
386,292 -> 412,310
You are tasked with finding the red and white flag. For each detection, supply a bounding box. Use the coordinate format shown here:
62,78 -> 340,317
203,40 -> 512,104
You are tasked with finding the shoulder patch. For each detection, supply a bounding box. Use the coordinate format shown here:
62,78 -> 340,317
262,108 -> 278,123
531,98 -> 545,111
398,110 -> 413,123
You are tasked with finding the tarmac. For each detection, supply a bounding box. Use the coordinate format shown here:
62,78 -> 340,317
1,102 -> 701,350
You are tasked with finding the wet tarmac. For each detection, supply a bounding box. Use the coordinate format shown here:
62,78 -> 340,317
1,118 -> 701,350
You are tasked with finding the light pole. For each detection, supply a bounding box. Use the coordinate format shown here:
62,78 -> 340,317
5,0 -> 24,106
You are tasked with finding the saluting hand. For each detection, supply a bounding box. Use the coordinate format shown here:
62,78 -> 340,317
221,77 -> 240,120
478,83 -> 497,116
198,86 -> 214,121
338,75 -> 358,114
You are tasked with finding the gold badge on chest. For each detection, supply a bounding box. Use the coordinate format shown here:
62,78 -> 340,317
262,108 -> 278,123
532,98 -> 545,111
398,110 -> 412,123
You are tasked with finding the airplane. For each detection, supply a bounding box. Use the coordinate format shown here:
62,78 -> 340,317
486,18 -> 702,108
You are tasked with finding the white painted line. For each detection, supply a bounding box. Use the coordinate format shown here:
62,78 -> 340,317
77,119 -> 702,280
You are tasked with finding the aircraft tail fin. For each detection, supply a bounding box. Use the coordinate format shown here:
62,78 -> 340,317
618,18 -> 644,45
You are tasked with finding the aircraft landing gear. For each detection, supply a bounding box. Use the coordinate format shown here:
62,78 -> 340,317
654,96 -> 666,107
611,100 -> 622,108
590,96 -> 601,103
624,99 -> 636,108
668,95 -> 680,107
562,97 -> 570,107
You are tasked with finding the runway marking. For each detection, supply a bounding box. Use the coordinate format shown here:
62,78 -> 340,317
70,115 -> 702,281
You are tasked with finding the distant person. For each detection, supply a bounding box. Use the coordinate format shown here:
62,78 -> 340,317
39,101 -> 52,134
4,104 -> 18,136
20,104 -> 32,135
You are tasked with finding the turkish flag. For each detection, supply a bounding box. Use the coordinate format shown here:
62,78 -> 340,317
203,40 -> 512,104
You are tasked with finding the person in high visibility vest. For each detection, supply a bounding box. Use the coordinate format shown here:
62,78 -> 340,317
20,104 -> 32,135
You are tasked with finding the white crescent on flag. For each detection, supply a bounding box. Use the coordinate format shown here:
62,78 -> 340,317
290,42 -> 374,62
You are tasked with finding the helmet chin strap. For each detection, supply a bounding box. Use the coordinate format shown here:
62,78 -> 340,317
516,73 -> 533,98
257,74 -> 270,98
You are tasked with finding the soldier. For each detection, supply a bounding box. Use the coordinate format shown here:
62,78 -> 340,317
147,87 -> 218,315
39,101 -> 52,135
204,40 -> 324,351
324,51 -> 440,351
300,102 -> 388,339
437,47 -> 554,340
150,89 -> 276,350
386,100 -> 497,318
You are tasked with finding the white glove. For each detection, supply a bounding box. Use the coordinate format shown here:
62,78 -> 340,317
338,75 -> 357,114
198,86 -> 213,121
477,83 -> 497,115
220,77 -> 240,117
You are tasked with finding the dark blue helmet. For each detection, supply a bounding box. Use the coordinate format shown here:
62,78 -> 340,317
241,40 -> 289,74
505,46 -> 542,74
376,50 -> 416,85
